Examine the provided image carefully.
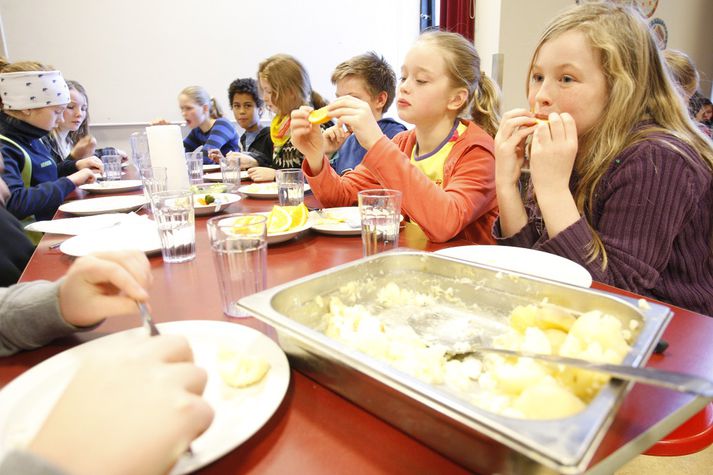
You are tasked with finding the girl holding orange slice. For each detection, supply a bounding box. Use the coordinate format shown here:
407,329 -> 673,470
290,31 -> 500,244
249,54 -> 331,183
493,3 -> 713,315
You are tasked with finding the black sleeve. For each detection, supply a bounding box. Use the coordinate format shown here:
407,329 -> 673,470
56,159 -> 78,177
0,208 -> 35,286
248,127 -> 274,167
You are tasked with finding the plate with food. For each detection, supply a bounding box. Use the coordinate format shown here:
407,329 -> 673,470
204,171 -> 249,182
435,245 -> 593,287
238,182 -> 310,199
203,163 -> 221,172
0,320 -> 290,475
58,195 -> 148,216
225,204 -> 312,244
79,179 -> 143,194
193,193 -> 242,216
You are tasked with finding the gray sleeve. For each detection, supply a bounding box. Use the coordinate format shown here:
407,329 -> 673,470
0,280 -> 83,357
0,450 -> 70,475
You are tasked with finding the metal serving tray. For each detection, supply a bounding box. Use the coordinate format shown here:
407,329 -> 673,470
238,251 -> 672,474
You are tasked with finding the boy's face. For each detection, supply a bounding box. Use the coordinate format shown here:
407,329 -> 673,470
231,92 -> 260,130
336,76 -> 385,119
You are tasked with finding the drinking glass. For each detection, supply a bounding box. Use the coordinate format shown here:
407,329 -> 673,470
101,154 -> 122,181
220,154 -> 241,191
152,190 -> 196,263
275,168 -> 304,206
185,152 -> 204,185
207,213 -> 268,317
130,131 -> 151,169
357,189 -> 402,256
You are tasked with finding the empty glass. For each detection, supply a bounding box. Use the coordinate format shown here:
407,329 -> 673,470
130,131 -> 151,170
152,190 -> 196,263
101,154 -> 122,181
185,152 -> 204,185
207,213 -> 268,317
275,168 -> 304,206
357,189 -> 402,256
220,154 -> 241,191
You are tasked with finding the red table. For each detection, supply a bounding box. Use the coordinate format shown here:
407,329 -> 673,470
2,188 -> 712,474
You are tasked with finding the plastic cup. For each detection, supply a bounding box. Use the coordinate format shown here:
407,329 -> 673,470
207,213 -> 267,317
275,168 -> 304,206
357,189 -> 402,256
101,154 -> 122,181
185,153 -> 204,185
152,190 -> 196,263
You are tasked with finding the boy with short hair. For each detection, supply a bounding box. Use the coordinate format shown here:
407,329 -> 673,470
327,52 -> 406,175
226,78 -> 273,167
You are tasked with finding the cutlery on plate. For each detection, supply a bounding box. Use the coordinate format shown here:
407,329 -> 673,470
137,302 -> 160,336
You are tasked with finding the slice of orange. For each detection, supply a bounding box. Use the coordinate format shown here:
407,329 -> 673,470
308,106 -> 331,125
287,203 -> 309,229
267,206 -> 292,234
231,215 -> 266,235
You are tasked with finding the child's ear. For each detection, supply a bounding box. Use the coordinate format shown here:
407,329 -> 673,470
448,87 -> 469,112
375,91 -> 389,111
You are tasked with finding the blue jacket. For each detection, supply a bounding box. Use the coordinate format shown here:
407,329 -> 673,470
0,112 -> 76,221
331,118 -> 406,175
183,117 -> 240,164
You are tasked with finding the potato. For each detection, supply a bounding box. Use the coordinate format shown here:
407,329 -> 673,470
217,349 -> 271,388
513,380 -> 586,419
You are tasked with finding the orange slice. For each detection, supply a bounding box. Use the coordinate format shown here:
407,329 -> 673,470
308,106 -> 331,125
287,203 -> 309,229
267,206 -> 292,233
231,215 -> 266,235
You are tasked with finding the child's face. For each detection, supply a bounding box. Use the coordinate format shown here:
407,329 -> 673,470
179,94 -> 208,128
231,92 -> 260,130
258,77 -> 278,115
59,89 -> 88,132
697,105 -> 713,122
23,105 -> 66,131
528,30 -> 608,137
396,42 -> 460,125
336,76 -> 384,119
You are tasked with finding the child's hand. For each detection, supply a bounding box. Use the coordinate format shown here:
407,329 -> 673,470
291,106 -> 326,173
247,166 -> 276,182
323,124 -> 351,154
326,96 -> 383,151
75,156 -> 103,173
68,168 -> 96,186
529,112 -> 578,197
494,108 -> 537,191
151,118 -> 171,126
70,135 -> 97,160
207,149 -> 223,164
227,151 -> 258,169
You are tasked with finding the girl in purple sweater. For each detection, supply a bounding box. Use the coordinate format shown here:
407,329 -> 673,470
494,2 -> 713,316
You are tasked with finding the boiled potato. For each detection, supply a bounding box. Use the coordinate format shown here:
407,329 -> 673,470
218,349 -> 271,388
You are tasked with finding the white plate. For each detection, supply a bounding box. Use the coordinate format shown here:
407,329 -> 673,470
93,171 -> 127,180
0,320 -> 290,475
193,193 -> 242,216
203,164 -> 220,172
218,214 -> 312,245
79,179 -> 143,194
434,245 -> 593,287
238,183 -> 310,199
204,171 -> 249,182
59,215 -> 161,256
58,195 -> 148,216
25,213 -> 128,235
309,207 -> 361,236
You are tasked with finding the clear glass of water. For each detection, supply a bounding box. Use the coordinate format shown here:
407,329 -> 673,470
275,168 -> 304,206
101,154 -> 122,181
358,189 -> 402,256
152,190 -> 196,263
220,154 -> 241,192
130,132 -> 150,169
207,213 -> 268,317
185,153 -> 204,185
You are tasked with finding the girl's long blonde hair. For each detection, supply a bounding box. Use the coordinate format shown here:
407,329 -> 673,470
257,54 -> 326,115
180,86 -> 223,119
417,30 -> 501,137
528,2 -> 713,267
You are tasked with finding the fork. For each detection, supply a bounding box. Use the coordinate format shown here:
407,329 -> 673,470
137,302 -> 160,336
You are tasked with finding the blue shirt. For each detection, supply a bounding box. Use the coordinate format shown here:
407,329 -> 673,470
331,118 -> 406,175
0,112 -> 75,221
183,118 -> 239,164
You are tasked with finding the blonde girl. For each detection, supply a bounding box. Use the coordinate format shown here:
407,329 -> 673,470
494,2 -> 713,315
0,61 -> 98,223
43,80 -> 98,164
252,54 -> 329,182
291,31 -> 500,243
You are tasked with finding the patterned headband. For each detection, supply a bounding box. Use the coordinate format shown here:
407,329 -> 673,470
0,70 -> 70,110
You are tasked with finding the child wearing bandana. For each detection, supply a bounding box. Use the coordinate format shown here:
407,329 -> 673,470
0,61 -> 99,224
249,54 -> 331,182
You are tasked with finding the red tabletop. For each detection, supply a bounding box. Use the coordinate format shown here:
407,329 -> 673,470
2,186 -> 712,474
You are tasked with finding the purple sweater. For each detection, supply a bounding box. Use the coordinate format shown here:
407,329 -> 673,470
495,132 -> 713,317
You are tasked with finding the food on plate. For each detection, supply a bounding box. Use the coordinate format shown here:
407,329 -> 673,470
319,283 -> 634,420
242,182 -> 278,194
196,194 -> 216,206
265,204 -> 309,234
217,347 -> 271,388
191,183 -> 227,194
308,106 -> 331,125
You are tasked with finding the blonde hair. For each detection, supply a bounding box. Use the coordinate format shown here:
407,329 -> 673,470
528,2 -> 713,267
416,30 -> 501,137
663,49 -> 699,101
179,85 -> 223,119
258,54 -> 326,115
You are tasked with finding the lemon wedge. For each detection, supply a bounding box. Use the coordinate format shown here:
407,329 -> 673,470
267,206 -> 292,233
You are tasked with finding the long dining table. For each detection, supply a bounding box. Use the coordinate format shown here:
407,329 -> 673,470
2,182 -> 713,474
